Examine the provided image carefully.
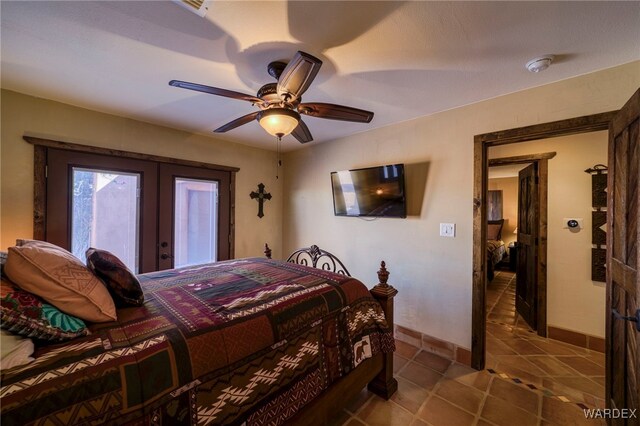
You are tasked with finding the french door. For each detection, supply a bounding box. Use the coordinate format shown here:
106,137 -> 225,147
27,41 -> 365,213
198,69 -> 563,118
45,148 -> 232,273
158,164 -> 230,270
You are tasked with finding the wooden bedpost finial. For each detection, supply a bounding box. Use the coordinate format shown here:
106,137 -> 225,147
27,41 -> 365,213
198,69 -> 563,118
264,243 -> 272,259
377,261 -> 389,287
371,261 -> 398,298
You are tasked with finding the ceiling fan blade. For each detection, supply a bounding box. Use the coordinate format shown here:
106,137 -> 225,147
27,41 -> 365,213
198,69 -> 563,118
291,119 -> 313,144
277,51 -> 322,101
298,103 -> 374,123
169,80 -> 262,104
213,111 -> 259,133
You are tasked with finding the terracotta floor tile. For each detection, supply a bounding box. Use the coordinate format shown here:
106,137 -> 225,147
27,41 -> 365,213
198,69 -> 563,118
488,314 -> 516,325
501,338 -> 546,355
489,377 -> 539,414
586,352 -> 605,367
542,396 -> 605,425
410,419 -> 430,426
528,355 -> 575,376
553,377 -> 604,398
542,378 -> 593,405
417,396 -> 476,426
487,323 -> 516,339
481,395 -> 538,426
398,361 -> 443,390
445,362 -> 493,391
435,378 -> 484,415
486,338 -> 518,355
341,418 -> 366,426
345,387 -> 374,414
492,362 -> 544,386
414,350 -> 452,374
328,409 -> 351,426
494,355 -> 547,376
555,356 -> 604,376
390,376 -> 430,414
394,354 -> 409,373
358,396 -> 413,426
528,338 -> 581,355
395,339 -> 420,359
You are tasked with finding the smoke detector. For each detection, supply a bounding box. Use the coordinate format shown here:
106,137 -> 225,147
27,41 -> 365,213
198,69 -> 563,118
526,55 -> 554,73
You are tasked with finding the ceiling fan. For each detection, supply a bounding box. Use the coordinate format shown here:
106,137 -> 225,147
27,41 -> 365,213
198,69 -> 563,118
169,51 -> 374,143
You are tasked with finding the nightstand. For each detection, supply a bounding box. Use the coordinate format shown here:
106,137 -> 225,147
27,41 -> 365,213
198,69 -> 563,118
509,242 -> 517,271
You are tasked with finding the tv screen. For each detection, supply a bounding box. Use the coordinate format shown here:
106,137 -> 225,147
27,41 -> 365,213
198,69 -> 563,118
331,164 -> 406,218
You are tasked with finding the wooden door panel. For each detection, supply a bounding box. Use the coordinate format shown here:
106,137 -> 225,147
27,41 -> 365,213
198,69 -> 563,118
607,88 -> 639,423
516,163 -> 538,329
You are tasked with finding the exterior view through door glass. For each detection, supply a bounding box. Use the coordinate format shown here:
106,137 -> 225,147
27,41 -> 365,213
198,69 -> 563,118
174,178 -> 218,268
158,164 -> 231,270
71,168 -> 140,272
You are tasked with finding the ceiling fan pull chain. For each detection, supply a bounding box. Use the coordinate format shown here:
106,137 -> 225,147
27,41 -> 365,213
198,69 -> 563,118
276,136 -> 282,180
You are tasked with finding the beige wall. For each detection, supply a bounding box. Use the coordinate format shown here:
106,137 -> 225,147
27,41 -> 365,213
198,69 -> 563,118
488,177 -> 518,247
0,90 -> 284,259
283,61 -> 639,349
489,132 -> 608,338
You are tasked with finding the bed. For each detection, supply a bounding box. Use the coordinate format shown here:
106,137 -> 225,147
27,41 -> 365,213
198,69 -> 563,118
1,245 -> 397,425
487,219 -> 506,281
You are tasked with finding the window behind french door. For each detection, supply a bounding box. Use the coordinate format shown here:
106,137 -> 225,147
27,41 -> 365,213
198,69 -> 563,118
45,148 -> 232,273
158,164 -> 230,270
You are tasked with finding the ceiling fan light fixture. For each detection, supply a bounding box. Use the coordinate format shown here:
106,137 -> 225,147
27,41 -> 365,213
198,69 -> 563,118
258,108 -> 300,137
526,55 -> 554,73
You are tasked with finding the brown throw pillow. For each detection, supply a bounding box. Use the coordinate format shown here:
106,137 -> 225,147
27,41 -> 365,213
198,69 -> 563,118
4,240 -> 116,323
86,248 -> 144,307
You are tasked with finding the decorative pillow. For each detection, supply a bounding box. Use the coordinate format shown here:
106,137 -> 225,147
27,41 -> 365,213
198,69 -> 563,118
86,248 -> 144,307
4,239 -> 117,322
0,330 -> 34,370
1,277 -> 90,341
487,219 -> 504,240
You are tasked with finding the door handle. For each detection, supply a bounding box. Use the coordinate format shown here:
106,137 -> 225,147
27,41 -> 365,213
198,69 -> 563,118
611,308 -> 640,332
160,253 -> 174,260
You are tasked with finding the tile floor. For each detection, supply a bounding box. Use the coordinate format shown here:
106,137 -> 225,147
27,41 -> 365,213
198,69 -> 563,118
331,270 -> 606,425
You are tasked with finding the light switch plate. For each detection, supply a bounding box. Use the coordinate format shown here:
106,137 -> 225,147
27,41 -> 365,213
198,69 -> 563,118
440,223 -> 456,237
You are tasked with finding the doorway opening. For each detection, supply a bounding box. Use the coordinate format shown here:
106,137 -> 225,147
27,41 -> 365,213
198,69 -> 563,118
485,153 -> 555,338
471,111 -> 616,370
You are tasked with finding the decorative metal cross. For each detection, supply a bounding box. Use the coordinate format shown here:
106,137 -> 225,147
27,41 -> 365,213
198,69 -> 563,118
250,183 -> 272,218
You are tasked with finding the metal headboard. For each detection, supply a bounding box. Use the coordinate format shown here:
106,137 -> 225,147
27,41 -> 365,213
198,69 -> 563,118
285,245 -> 351,277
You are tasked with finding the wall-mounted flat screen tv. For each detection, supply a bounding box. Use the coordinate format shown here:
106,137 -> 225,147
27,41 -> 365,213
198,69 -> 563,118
331,164 -> 406,218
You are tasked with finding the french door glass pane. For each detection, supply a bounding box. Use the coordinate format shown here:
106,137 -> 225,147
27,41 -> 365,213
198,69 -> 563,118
174,178 -> 218,267
71,168 -> 140,272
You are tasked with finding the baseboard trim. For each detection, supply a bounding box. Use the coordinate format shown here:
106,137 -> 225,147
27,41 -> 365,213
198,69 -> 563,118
395,325 -> 472,366
547,326 -> 605,353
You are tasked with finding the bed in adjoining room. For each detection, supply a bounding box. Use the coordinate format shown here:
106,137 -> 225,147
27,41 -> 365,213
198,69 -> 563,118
486,219 -> 506,281
0,241 -> 397,425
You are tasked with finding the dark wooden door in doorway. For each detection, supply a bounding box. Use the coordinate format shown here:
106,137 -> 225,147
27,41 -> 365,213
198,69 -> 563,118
606,88 -> 639,422
516,162 -> 539,330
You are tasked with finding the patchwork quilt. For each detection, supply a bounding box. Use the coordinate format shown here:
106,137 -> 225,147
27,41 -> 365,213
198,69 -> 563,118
0,258 -> 394,425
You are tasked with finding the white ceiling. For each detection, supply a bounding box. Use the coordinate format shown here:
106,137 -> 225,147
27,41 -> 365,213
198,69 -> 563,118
1,1 -> 639,152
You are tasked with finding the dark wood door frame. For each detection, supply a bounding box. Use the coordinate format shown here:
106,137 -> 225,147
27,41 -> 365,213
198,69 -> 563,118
472,111 -> 618,370
25,136 -> 239,266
